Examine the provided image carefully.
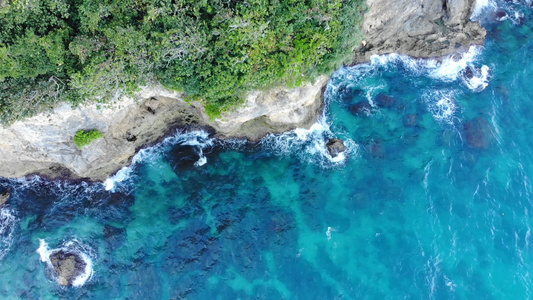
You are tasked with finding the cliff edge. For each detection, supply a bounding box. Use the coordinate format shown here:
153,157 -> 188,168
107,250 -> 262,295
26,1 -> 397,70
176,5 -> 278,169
0,0 -> 486,181
353,0 -> 486,63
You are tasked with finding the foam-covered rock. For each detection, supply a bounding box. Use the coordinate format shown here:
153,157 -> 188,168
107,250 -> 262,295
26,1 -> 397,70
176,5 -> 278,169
49,250 -> 87,286
326,138 -> 347,158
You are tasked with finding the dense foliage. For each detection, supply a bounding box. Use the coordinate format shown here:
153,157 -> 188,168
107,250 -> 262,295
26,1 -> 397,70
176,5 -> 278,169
73,129 -> 104,149
0,0 -> 365,123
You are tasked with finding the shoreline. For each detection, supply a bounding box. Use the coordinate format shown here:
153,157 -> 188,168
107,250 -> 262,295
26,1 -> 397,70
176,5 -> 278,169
0,0 -> 487,182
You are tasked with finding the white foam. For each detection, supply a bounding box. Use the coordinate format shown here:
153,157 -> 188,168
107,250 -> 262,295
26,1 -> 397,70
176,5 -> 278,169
103,129 -> 216,191
471,0 -> 498,21
260,120 -> 357,167
195,155 -> 207,167
364,46 -> 488,91
424,91 -> 458,125
37,239 -> 94,287
464,65 -> 491,92
326,227 -> 336,241
0,207 -> 17,263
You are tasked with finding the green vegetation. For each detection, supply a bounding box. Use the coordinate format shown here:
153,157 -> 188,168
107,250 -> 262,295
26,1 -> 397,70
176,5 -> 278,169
0,0 -> 365,123
74,129 -> 104,149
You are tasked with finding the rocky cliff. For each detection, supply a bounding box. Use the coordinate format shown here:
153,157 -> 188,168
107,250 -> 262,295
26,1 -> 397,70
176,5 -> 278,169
353,0 -> 486,63
0,79 -> 327,181
0,0 -> 486,181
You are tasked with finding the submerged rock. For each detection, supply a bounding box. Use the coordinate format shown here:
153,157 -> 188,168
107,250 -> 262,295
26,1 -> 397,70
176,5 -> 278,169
49,250 -> 87,286
375,93 -> 396,108
348,101 -> 372,116
402,114 -> 418,127
326,138 -> 347,158
0,188 -> 10,207
169,144 -> 202,171
463,116 -> 492,149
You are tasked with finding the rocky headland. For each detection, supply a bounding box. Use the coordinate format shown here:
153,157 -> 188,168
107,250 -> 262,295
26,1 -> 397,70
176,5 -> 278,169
0,0 -> 486,181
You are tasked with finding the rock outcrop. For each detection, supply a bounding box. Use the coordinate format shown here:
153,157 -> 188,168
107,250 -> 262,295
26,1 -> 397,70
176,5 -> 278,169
0,78 -> 327,181
326,138 -> 348,158
353,0 -> 486,63
49,250 -> 87,286
0,188 -> 10,207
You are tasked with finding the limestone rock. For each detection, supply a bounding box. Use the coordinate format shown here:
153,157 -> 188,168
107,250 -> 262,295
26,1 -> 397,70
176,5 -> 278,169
353,0 -> 486,63
49,250 -> 87,286
0,78 -> 327,181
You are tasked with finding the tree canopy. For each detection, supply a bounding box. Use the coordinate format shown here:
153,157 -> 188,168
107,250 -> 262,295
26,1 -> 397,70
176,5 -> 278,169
0,0 -> 365,123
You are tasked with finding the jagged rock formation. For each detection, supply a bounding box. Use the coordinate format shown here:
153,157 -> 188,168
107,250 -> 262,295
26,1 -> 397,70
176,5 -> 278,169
49,250 -> 87,286
353,0 -> 486,63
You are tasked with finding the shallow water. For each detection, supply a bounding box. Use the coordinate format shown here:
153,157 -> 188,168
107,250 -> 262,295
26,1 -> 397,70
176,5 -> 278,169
1,1 -> 533,298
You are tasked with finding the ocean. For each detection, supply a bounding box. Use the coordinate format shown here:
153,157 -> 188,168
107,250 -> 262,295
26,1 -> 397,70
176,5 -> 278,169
1,0 -> 532,298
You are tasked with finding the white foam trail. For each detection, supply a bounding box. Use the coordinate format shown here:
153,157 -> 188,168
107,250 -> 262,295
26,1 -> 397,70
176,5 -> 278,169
357,46 -> 489,93
423,91 -> 459,125
0,207 -> 16,263
260,121 -> 358,167
37,239 -> 94,287
104,129 -> 215,191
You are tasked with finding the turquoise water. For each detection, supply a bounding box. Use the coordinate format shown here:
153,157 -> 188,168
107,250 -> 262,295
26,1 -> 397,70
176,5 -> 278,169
1,1 -> 533,298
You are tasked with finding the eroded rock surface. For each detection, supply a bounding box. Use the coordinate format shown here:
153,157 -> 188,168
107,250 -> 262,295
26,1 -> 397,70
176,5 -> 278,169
0,79 -> 327,180
326,138 -> 348,158
353,0 -> 486,63
49,250 -> 87,286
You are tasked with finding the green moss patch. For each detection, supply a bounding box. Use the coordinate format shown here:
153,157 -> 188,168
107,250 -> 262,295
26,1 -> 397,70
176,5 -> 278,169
74,129 -> 104,149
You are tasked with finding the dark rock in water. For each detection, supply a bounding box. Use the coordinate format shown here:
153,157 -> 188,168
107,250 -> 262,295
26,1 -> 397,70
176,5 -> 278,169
494,10 -> 508,21
375,93 -> 395,108
365,139 -> 385,159
348,101 -> 371,116
338,85 -> 364,102
402,114 -> 418,127
0,188 -> 10,207
49,250 -> 87,286
168,144 -> 201,171
463,116 -> 492,149
326,138 -> 347,158
463,66 -> 475,79
103,224 -> 126,250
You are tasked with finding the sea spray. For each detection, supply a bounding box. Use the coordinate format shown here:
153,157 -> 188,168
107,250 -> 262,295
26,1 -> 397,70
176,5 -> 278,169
0,207 -> 16,263
423,90 -> 461,125
104,129 -> 216,191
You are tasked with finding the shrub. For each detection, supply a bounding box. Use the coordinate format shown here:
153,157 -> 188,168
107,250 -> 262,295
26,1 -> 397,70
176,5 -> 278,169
74,129 -> 104,149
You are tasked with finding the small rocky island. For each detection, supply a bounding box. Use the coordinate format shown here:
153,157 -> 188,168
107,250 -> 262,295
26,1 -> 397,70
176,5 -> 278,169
49,250 -> 88,286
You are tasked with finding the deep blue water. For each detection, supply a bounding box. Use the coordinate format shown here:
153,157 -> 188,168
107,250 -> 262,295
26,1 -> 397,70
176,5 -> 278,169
1,1 -> 533,298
